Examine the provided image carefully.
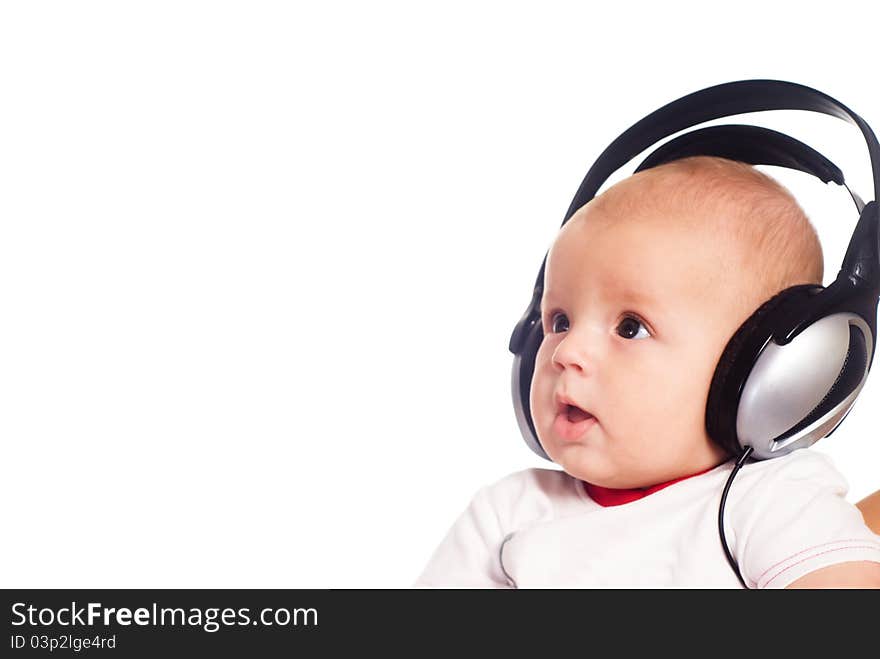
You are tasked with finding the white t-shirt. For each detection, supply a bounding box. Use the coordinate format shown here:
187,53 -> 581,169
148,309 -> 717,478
414,450 -> 880,588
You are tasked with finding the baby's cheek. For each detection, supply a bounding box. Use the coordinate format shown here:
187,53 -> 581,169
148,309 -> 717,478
617,390 -> 675,436
633,385 -> 705,444
528,358 -> 552,421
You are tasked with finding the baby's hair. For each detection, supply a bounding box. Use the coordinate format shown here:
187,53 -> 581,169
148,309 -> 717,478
590,155 -> 825,309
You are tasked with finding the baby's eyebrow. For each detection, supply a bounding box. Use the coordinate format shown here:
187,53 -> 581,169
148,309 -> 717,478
618,287 -> 656,305
540,286 -> 658,313
538,292 -> 558,315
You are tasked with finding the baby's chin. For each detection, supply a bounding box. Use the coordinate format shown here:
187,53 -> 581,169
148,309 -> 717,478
563,464 -> 653,489
544,442 -> 616,485
546,443 -> 659,488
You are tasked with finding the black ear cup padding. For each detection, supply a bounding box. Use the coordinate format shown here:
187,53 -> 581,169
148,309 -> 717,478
705,284 -> 822,455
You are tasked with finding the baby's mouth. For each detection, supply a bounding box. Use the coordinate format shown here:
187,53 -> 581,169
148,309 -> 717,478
565,404 -> 593,423
553,401 -> 598,442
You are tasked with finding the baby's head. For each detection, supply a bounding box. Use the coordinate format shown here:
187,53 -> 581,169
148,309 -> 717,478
529,156 -> 824,488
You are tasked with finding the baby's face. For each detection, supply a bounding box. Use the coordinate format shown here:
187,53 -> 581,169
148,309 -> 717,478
530,204 -> 743,488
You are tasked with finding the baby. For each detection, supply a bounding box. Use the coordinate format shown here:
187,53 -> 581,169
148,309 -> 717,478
415,156 -> 880,588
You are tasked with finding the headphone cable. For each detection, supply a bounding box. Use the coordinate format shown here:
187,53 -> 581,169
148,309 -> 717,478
718,445 -> 754,589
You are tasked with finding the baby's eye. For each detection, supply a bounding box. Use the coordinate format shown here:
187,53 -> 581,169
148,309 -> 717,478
616,315 -> 650,340
548,312 -> 569,334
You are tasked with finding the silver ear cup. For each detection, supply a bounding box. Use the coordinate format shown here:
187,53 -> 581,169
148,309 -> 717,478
736,313 -> 872,459
511,316 -> 551,461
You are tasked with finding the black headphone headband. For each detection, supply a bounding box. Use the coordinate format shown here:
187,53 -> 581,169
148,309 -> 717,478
563,79 -> 880,222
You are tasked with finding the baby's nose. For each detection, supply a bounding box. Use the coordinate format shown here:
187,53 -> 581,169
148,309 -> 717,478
551,332 -> 596,374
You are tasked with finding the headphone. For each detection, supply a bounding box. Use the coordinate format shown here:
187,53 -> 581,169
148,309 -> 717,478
508,79 -> 880,464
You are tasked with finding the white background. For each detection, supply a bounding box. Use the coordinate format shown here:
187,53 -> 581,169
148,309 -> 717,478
2,1 -> 879,588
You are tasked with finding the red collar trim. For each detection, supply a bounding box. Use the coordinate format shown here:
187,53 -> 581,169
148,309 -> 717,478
583,465 -> 716,507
